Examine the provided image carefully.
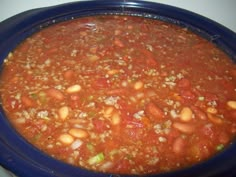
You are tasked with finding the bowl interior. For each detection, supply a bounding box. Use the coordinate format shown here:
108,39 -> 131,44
0,1 -> 235,177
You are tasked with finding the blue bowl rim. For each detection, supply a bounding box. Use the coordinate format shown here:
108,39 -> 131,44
0,1 -> 236,177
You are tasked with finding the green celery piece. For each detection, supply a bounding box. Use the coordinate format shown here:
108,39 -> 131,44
88,152 -> 105,165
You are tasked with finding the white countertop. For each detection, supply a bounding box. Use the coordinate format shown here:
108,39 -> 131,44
1,0 -> 236,32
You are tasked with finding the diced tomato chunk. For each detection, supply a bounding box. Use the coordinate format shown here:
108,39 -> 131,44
93,78 -> 110,89
145,102 -> 164,120
177,78 -> 191,88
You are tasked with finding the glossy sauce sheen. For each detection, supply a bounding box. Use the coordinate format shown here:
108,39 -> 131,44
1,15 -> 236,175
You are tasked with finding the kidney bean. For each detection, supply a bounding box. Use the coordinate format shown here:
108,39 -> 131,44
21,95 -> 36,107
46,88 -> 64,100
103,106 -> 115,118
180,90 -> 196,101
191,106 -> 207,120
201,125 -> 214,139
114,38 -> 124,47
207,107 -> 218,114
228,110 -> 236,121
177,78 -> 191,88
173,137 -> 186,154
107,69 -> 120,75
63,70 -> 75,80
218,132 -> 230,144
145,102 -> 164,119
207,113 -> 223,124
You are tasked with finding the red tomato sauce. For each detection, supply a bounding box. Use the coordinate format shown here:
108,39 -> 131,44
0,15 -> 236,175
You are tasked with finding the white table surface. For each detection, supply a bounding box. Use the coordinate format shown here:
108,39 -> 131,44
1,0 -> 236,32
0,0 -> 235,177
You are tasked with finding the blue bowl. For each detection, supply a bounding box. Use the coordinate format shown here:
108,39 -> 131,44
0,1 -> 235,177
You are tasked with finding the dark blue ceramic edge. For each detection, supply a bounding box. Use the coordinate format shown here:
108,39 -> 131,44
0,1 -> 236,177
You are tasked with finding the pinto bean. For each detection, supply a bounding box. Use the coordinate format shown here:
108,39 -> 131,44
173,122 -> 195,134
180,107 -> 193,122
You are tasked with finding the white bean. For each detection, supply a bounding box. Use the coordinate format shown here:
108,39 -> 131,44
173,122 -> 195,134
69,128 -> 88,138
134,81 -> 144,90
180,107 -> 193,122
58,106 -> 69,120
103,106 -> 114,118
111,112 -> 121,125
227,101 -> 236,109
59,133 -> 74,144
66,84 -> 81,93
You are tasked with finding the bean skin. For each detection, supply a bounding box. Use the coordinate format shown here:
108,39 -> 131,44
58,106 -> 69,120
66,84 -> 82,93
63,70 -> 75,80
114,38 -> 124,47
103,106 -> 115,118
207,107 -> 218,114
145,102 -> 164,119
21,95 -> 36,107
46,88 -> 64,100
133,81 -> 144,90
59,133 -> 74,144
173,137 -> 186,154
180,107 -> 193,122
227,101 -> 236,109
173,122 -> 195,134
191,106 -> 207,120
69,128 -> 89,138
111,112 -> 121,125
177,78 -> 191,88
207,113 -> 223,124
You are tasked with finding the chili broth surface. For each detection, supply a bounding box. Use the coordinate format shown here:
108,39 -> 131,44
1,15 -> 236,175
